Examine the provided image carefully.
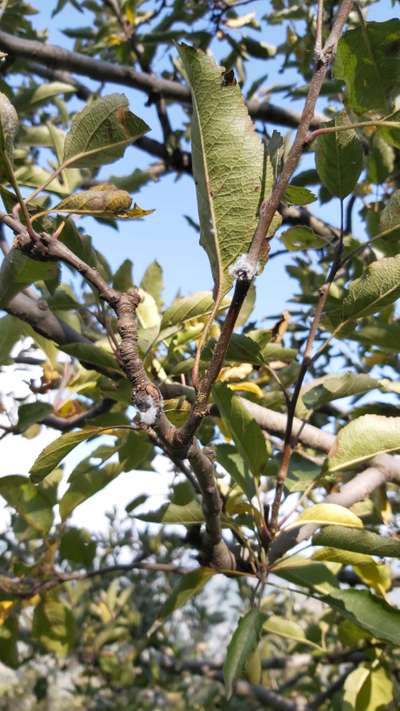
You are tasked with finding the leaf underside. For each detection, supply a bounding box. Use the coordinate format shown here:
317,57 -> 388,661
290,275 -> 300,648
178,45 -> 280,296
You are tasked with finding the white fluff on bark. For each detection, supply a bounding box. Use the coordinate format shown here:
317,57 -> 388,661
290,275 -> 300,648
228,254 -> 258,280
138,395 -> 160,426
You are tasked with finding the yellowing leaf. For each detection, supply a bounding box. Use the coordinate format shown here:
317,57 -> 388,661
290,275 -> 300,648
284,503 -> 363,530
328,415 -> 400,472
227,381 -> 263,398
312,547 -> 391,597
0,601 -> 14,625
54,184 -> 132,211
45,184 -> 154,220
263,615 -> 322,650
55,400 -> 87,419
354,562 -> 392,597
105,33 -> 124,46
219,363 -> 253,382
225,12 -> 257,28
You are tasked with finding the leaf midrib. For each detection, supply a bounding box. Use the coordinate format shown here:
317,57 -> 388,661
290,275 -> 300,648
191,88 -> 222,293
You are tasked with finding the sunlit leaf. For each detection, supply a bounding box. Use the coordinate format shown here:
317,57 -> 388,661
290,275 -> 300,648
263,615 -> 322,650
328,415 -> 400,472
334,20 -> 400,113
178,44 -> 280,296
30,426 -> 119,482
63,93 -> 149,168
326,255 -> 400,330
284,503 -> 363,530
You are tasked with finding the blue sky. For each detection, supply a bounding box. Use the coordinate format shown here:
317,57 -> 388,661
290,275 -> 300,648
27,1 -> 393,322
28,1 -> 318,321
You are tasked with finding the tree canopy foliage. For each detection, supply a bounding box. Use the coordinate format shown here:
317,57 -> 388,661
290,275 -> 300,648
1,0 -> 400,708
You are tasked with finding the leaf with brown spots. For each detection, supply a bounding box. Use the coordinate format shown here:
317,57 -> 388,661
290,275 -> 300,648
63,93 -> 149,169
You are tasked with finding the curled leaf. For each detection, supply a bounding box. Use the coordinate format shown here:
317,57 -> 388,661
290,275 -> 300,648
47,184 -> 154,220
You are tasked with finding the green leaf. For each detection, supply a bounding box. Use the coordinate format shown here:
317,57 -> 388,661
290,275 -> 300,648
30,426 -> 118,482
312,525 -> 400,558
283,185 -> 316,206
216,443 -> 255,501
0,613 -> 19,669
223,609 -> 266,699
16,402 -> 53,433
0,315 -> 23,363
271,556 -> 339,594
136,500 -> 204,525
367,134 -> 395,184
300,373 -> 379,411
263,615 -> 322,650
157,567 -> 215,623
113,258 -> 134,291
63,93 -> 150,169
0,91 -> 18,162
328,415 -> 400,472
285,455 -> 320,493
0,475 -> 53,535
322,588 -> 400,646
59,527 -> 96,566
158,291 -> 229,340
32,594 -> 76,656
280,226 -> 326,251
0,248 -> 60,308
284,503 -> 363,531
118,430 -> 154,471
343,664 -> 394,711
178,44 -> 280,296
213,383 -> 269,481
29,81 -> 76,106
61,342 -> 121,373
140,260 -> 164,308
223,333 -> 264,365
315,112 -> 363,198
334,20 -> 400,113
380,189 -> 400,233
47,123 -> 82,195
313,547 -> 390,597
326,255 -> 400,330
59,462 -> 124,520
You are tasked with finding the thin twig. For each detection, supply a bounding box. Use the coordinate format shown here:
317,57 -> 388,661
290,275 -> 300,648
269,200 -> 345,533
175,0 -> 354,454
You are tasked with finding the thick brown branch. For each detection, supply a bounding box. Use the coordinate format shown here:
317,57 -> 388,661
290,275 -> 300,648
0,559 -> 189,599
41,399 -> 114,431
269,454 -> 400,564
188,441 -> 236,570
6,219 -> 234,570
6,291 -> 90,346
0,30 -> 325,129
